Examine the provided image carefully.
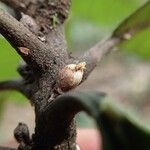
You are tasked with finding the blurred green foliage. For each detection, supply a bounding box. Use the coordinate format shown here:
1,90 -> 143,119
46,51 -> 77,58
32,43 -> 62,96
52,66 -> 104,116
71,0 -> 144,26
0,38 -> 19,80
0,38 -> 26,104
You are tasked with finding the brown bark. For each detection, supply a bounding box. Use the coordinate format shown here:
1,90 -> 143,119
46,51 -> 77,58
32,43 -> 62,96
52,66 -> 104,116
0,0 -> 75,149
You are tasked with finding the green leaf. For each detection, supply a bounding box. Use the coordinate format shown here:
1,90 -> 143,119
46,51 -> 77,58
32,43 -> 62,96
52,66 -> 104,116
121,28 -> 150,59
112,1 -> 150,60
99,100 -> 150,150
67,1 -> 150,59
113,1 -> 150,38
54,91 -> 150,150
53,91 -> 106,119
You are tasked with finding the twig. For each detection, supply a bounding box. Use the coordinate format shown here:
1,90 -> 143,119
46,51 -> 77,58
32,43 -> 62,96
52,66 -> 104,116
0,79 -> 23,91
79,1 -> 150,81
0,0 -> 70,60
79,37 -> 121,80
0,79 -> 31,99
0,9 -> 60,70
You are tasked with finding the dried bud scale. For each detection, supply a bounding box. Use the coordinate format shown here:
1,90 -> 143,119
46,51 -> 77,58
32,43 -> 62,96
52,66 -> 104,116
57,62 -> 86,92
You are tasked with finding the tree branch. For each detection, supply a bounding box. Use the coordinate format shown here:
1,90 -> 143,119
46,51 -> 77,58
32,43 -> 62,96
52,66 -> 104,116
79,1 -> 150,81
0,79 -> 23,91
0,0 -> 70,60
0,9 -> 63,70
0,1 -> 149,150
0,79 -> 33,99
79,37 -> 121,80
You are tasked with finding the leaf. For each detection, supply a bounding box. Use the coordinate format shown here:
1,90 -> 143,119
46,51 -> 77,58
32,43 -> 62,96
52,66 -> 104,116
67,0 -> 144,46
45,91 -> 106,120
51,91 -> 150,150
113,1 -> 150,39
35,91 -> 106,150
121,28 -> 150,59
99,101 -> 150,150
67,1 -> 150,60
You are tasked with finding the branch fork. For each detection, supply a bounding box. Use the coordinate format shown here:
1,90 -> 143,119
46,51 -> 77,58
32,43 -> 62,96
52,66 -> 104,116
0,0 -> 149,149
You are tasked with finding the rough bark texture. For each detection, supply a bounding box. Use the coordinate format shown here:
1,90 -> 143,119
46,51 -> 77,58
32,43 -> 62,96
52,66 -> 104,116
0,0 -> 77,149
